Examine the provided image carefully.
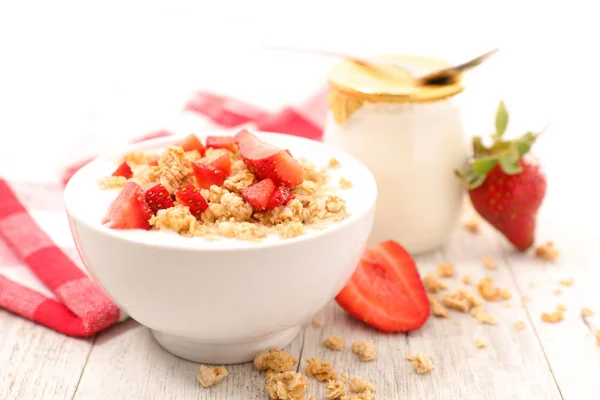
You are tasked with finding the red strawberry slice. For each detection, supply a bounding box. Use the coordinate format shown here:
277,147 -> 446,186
241,178 -> 276,210
266,186 -> 292,209
335,240 -> 430,333
233,129 -> 304,188
142,183 -> 174,214
209,154 -> 232,176
175,183 -> 208,217
191,162 -> 227,189
112,161 -> 133,179
103,182 -> 152,230
176,134 -> 206,155
206,136 -> 236,152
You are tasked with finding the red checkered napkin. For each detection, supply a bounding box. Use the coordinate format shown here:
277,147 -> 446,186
0,89 -> 328,337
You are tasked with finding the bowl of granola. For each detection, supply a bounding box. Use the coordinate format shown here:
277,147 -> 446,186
64,129 -> 377,364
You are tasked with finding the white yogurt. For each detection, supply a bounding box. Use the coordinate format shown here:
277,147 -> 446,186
322,56 -> 469,254
64,132 -> 377,251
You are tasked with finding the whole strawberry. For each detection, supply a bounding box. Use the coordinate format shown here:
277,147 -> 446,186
457,101 -> 547,251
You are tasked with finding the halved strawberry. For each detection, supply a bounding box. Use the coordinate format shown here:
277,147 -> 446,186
233,129 -> 304,188
241,178 -> 276,210
175,183 -> 208,217
103,182 -> 152,230
112,162 -> 133,179
266,186 -> 292,209
206,136 -> 236,152
335,240 -> 430,333
209,154 -> 232,176
191,162 -> 227,189
142,183 -> 174,214
176,134 -> 206,155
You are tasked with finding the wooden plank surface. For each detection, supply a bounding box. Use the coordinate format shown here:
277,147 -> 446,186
0,310 -> 92,400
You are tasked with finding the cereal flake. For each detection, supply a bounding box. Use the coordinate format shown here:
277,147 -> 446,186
441,289 -> 482,313
428,295 -> 449,318
324,336 -> 346,351
348,377 -> 375,393
535,241 -> 559,261
325,380 -> 346,399
196,365 -> 228,388
254,348 -> 298,373
305,357 -> 336,382
559,278 -> 574,287
339,177 -> 353,189
515,320 -> 526,331
475,338 -> 487,348
265,371 -> 308,400
437,263 -> 455,277
423,274 -> 447,293
352,341 -> 377,362
581,307 -> 595,317
406,353 -> 435,374
471,307 -> 498,325
483,256 -> 497,270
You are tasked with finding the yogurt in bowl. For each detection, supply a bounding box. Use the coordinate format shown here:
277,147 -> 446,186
64,129 -> 377,364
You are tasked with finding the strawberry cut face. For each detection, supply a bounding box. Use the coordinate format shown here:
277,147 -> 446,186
176,134 -> 206,155
335,240 -> 430,333
175,183 -> 208,217
103,182 -> 153,230
191,161 -> 227,189
234,129 -> 304,188
241,178 -> 276,210
209,154 -> 232,176
206,136 -> 236,152
112,161 -> 133,179
142,183 -> 174,214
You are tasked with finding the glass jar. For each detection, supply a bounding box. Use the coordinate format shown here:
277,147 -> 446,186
322,56 -> 468,254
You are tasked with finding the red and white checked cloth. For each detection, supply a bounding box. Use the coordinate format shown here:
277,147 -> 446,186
0,89 -> 329,337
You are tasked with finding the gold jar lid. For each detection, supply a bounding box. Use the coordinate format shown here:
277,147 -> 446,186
328,55 -> 465,123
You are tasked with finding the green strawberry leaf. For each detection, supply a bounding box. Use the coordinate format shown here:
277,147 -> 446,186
493,101 -> 509,140
472,156 -> 498,175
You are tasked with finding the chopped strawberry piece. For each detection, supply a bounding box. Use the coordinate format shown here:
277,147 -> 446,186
335,240 -> 430,332
175,183 -> 208,217
142,183 -> 174,214
241,178 -> 276,210
234,129 -> 304,188
191,162 -> 227,189
148,155 -> 159,166
103,182 -> 152,230
206,136 -> 236,152
209,154 -> 232,176
112,162 -> 133,179
266,186 -> 292,209
176,134 -> 206,155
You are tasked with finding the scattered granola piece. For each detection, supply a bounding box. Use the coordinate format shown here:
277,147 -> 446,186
406,353 -> 435,374
559,278 -> 574,287
339,372 -> 349,383
98,175 -> 127,189
477,277 -> 502,301
471,307 -> 498,325
423,274 -> 448,293
437,263 -> 455,277
554,289 -> 562,296
462,275 -> 473,285
265,371 -> 309,400
596,330 -> 600,346
522,295 -> 531,304
535,241 -> 559,261
324,336 -> 346,351
475,338 -> 487,348
352,341 -> 377,362
482,256 -> 497,270
155,146 -> 194,193
150,206 -> 200,235
463,219 -> 480,233
556,304 -> 567,312
325,380 -> 347,399
343,391 -> 375,400
312,318 -> 324,328
348,377 -> 375,393
441,289 -> 482,312
328,157 -> 341,169
305,357 -> 336,382
254,348 -> 298,373
581,307 -> 595,317
541,307 -> 565,323
500,288 -> 512,300
196,365 -> 228,388
339,177 -> 353,189
515,320 -> 525,330
429,295 -> 449,318
309,397 -> 316,400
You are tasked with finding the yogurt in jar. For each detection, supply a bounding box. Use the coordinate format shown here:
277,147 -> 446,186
322,56 -> 469,254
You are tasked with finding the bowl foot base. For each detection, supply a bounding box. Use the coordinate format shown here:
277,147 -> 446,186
151,325 -> 301,364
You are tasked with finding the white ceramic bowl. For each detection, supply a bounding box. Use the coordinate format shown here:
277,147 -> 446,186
64,131 -> 377,364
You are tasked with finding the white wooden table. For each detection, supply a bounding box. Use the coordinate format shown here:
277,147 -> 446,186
1,3 -> 599,399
